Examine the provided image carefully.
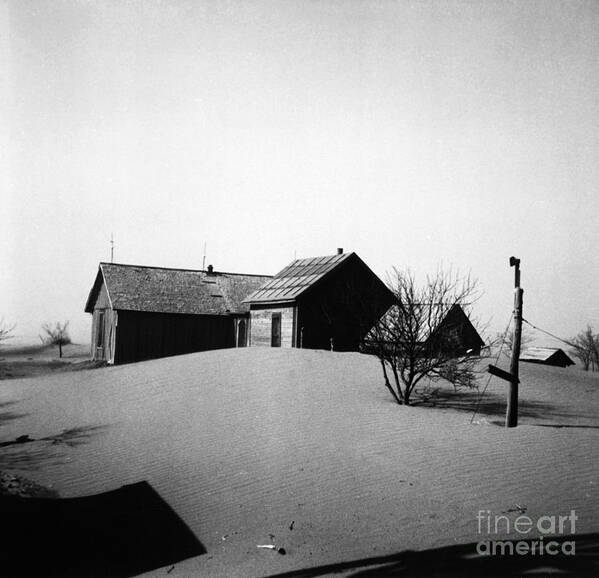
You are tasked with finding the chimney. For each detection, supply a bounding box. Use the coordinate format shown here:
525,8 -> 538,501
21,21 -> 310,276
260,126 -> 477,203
207,264 -> 214,274
337,248 -> 343,255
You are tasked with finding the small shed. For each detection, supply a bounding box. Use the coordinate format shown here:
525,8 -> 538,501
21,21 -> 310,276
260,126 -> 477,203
243,250 -> 394,351
85,263 -> 271,364
520,347 -> 575,367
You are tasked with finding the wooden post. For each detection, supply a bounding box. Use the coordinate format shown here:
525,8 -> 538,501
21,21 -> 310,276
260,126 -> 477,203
507,257 -> 523,428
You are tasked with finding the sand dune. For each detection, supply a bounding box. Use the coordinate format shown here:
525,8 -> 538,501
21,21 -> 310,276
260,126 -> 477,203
0,348 -> 597,577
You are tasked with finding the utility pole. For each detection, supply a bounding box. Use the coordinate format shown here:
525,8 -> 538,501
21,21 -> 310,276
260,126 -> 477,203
507,256 -> 523,428
110,233 -> 114,263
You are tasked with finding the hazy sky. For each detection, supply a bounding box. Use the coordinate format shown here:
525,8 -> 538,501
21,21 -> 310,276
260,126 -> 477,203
3,0 -> 599,346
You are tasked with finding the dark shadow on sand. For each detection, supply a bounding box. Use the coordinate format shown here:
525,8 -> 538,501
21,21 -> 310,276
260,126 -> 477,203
530,423 -> 599,430
0,425 -> 108,471
0,400 -> 28,427
266,533 -> 599,577
0,480 -> 206,577
419,388 -> 598,426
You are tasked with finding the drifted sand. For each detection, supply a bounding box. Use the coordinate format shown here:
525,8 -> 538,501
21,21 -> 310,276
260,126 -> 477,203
0,349 -> 597,577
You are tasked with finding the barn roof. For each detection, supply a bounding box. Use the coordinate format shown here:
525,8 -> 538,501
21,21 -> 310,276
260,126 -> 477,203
520,347 -> 575,366
366,303 -> 485,349
430,304 -> 485,347
84,263 -> 272,316
243,252 -> 357,304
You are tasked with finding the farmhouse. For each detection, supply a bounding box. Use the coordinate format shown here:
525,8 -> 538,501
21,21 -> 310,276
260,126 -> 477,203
520,347 -> 575,367
85,251 -> 397,363
85,263 -> 271,364
243,250 -> 394,351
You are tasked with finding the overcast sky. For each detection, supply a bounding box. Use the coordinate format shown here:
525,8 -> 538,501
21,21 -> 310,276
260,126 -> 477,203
3,0 -> 599,346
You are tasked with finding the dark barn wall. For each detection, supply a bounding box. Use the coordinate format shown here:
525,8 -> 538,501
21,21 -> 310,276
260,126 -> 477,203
521,358 -> 562,367
114,310 -> 235,364
297,257 -> 393,352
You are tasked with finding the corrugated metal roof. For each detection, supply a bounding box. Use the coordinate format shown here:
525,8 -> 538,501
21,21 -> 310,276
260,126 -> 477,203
85,263 -> 271,315
243,252 -> 354,304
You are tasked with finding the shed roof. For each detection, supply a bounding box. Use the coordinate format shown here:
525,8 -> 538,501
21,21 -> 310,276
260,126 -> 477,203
520,347 -> 575,366
243,252 -> 355,304
85,263 -> 272,316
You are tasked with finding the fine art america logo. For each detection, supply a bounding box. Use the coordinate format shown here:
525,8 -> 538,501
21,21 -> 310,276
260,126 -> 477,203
476,509 -> 577,556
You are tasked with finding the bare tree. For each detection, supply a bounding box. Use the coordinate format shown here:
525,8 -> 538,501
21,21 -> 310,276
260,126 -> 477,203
570,326 -> 599,371
40,321 -> 71,358
0,318 -> 16,348
362,268 -> 484,406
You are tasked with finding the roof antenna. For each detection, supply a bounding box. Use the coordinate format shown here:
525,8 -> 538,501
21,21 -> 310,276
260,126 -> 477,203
202,242 -> 207,270
110,233 -> 114,263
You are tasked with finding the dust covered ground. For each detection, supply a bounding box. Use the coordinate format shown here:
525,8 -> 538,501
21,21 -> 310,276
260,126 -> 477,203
0,342 -> 93,380
0,348 -> 597,576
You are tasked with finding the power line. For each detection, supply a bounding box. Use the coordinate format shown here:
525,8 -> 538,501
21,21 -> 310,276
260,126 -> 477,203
471,317 -> 578,423
470,314 -> 513,424
522,318 -> 574,348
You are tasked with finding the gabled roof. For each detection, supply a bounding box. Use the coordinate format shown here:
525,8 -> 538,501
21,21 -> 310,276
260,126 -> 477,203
520,347 -> 575,366
243,252 -> 356,304
366,303 -> 484,350
433,304 -> 485,348
85,263 -> 272,316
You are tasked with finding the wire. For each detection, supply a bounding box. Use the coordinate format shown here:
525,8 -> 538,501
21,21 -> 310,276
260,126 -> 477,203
471,317 -> 575,424
522,318 -> 574,348
470,314 -> 513,424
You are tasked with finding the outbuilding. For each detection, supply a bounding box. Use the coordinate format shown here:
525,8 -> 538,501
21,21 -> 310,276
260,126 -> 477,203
427,304 -> 485,357
520,347 -> 575,367
85,263 -> 271,364
243,250 -> 394,351
362,303 -> 485,358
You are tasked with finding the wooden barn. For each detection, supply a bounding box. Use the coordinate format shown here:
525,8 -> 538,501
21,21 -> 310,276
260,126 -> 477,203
243,250 -> 394,351
426,304 -> 485,357
520,347 -> 575,367
85,263 -> 271,364
362,303 -> 485,358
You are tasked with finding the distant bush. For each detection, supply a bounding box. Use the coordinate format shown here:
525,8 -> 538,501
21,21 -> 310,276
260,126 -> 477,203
40,321 -> 71,358
570,326 -> 599,371
0,318 -> 16,347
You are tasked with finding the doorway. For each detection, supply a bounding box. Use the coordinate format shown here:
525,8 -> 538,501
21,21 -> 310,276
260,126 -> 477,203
237,318 -> 247,347
95,310 -> 105,360
271,313 -> 281,347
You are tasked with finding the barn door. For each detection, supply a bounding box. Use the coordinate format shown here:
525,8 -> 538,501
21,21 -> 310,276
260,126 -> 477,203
271,313 -> 281,347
